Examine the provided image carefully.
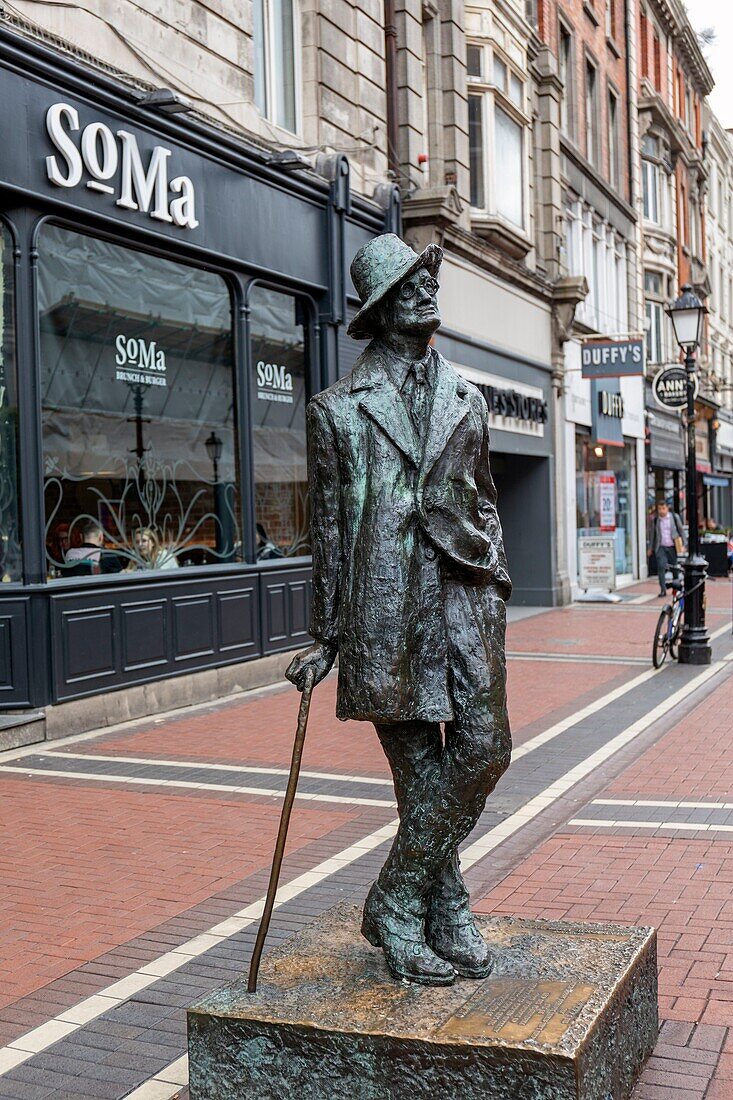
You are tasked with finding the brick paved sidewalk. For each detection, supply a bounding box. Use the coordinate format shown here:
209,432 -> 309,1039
0,580 -> 730,1098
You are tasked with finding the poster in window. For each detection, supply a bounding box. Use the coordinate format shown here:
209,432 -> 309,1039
599,473 -> 616,531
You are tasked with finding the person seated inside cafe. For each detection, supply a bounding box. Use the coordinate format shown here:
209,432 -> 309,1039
63,520 -> 124,575
126,527 -> 179,571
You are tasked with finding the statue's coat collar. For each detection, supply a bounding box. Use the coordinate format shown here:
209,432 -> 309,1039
350,343 -> 471,472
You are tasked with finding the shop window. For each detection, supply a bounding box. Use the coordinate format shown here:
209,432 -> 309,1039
608,90 -> 620,190
468,94 -> 485,209
38,224 -> 240,578
0,222 -> 20,583
576,432 -> 636,576
494,106 -> 523,227
642,159 -> 660,223
645,301 -> 664,364
466,44 -> 483,80
559,23 -> 575,140
254,0 -> 300,134
249,286 -> 309,559
467,46 -> 528,230
585,58 -> 599,167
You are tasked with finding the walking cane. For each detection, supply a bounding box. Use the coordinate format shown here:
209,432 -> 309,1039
247,666 -> 316,993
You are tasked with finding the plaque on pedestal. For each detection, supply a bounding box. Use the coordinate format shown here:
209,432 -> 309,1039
188,902 -> 658,1100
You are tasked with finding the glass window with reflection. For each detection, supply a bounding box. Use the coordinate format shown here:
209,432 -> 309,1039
38,224 -> 240,578
0,223 -> 20,583
249,286 -> 309,559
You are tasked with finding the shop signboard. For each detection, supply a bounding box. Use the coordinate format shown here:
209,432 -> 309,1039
45,102 -> 200,229
581,338 -> 644,379
598,473 -> 616,531
578,535 -> 616,592
652,366 -> 698,410
715,419 -> 733,458
452,365 -> 548,438
581,336 -> 642,380
591,379 -> 624,446
648,411 -> 685,471
695,415 -> 711,471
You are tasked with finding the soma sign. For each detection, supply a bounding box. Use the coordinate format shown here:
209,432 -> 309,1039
45,103 -> 199,229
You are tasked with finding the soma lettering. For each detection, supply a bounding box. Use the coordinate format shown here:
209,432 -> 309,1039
115,334 -> 166,373
45,103 -> 199,229
257,361 -> 294,392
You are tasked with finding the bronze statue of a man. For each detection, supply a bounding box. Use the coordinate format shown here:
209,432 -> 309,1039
287,234 -> 511,986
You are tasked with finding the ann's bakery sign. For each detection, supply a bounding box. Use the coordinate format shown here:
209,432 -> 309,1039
44,103 -> 199,229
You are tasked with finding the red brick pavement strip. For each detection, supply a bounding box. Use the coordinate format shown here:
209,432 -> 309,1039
473,665 -> 733,1096
622,576 -> 731,612
0,778 -> 357,1011
64,656 -> 643,768
0,583 -> 728,1096
606,672 -> 733,802
0,804 -> 392,1050
508,604 -> 728,660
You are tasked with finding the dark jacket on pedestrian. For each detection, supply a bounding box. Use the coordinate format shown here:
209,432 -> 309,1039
650,511 -> 684,554
307,342 -> 510,724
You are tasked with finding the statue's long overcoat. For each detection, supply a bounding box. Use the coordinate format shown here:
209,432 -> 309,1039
308,343 -> 511,724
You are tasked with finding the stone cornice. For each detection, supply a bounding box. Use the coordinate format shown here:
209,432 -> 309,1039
441,223 -> 556,304
646,0 -> 714,96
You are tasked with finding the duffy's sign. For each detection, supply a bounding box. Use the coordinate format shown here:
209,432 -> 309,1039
581,338 -> 644,379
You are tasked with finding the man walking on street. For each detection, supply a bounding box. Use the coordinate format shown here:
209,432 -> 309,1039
286,234 -> 511,987
651,500 -> 685,596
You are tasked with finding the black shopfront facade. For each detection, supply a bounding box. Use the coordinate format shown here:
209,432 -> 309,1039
0,30 -> 392,711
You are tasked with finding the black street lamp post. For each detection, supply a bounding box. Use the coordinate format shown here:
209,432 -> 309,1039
665,285 -> 711,665
205,431 -> 224,556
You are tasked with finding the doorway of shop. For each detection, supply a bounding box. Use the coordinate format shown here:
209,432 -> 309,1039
490,452 -> 555,606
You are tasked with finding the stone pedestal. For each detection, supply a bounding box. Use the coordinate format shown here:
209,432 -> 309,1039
188,903 -> 658,1100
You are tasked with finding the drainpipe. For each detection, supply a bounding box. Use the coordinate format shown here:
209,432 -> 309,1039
384,0 -> 399,181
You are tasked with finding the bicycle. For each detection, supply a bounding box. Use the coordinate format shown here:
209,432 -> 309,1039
652,576 -> 684,668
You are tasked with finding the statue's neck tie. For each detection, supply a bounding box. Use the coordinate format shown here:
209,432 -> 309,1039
406,361 -> 429,436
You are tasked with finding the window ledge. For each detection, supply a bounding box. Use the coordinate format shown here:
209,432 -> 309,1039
606,36 -> 621,59
469,213 -> 532,259
583,1 -> 599,27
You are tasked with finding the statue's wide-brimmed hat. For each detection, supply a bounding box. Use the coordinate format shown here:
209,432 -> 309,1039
347,234 -> 443,340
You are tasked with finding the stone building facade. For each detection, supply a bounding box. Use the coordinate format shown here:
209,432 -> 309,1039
4,0 -> 389,196
534,0 -> 645,595
0,0 -> 729,628
702,114 -> 733,528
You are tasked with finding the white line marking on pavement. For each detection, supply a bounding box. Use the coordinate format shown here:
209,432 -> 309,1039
0,766 -> 396,807
594,798 -> 733,810
0,641 -> 730,1082
569,818 -> 733,833
507,652 -> 648,664
459,658 -> 726,866
0,674 -> 312,764
511,666 -> 658,761
42,752 -> 394,787
0,820 -> 399,1076
511,618 -> 732,764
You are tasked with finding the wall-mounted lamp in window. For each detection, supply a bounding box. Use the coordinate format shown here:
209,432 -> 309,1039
594,445 -> 604,458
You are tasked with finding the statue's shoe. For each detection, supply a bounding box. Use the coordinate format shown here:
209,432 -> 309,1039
426,912 -> 493,979
361,886 -> 455,987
